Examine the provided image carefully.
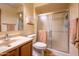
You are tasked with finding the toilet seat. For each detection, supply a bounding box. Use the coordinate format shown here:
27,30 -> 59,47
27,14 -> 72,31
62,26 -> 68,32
33,42 -> 46,49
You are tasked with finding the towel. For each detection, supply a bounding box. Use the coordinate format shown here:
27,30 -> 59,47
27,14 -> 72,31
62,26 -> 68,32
38,30 -> 47,43
7,24 -> 15,31
70,18 -> 77,44
75,18 -> 79,48
70,18 -> 79,48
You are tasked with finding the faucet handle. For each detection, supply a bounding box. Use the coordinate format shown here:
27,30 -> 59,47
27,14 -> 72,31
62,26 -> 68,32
6,34 -> 8,37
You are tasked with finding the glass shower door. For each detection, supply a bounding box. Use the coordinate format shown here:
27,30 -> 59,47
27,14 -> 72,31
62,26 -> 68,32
51,12 -> 69,53
37,12 -> 69,53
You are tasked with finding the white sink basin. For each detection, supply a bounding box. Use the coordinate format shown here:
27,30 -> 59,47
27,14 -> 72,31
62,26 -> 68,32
0,39 -> 17,47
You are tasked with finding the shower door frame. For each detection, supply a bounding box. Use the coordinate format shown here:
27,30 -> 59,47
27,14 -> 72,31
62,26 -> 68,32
36,10 -> 70,54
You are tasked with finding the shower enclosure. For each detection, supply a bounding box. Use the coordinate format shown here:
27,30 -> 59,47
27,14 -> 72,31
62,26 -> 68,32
37,10 -> 69,53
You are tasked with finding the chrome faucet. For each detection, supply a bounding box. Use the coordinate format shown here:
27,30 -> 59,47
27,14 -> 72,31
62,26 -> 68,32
5,33 -> 9,41
4,33 -> 11,47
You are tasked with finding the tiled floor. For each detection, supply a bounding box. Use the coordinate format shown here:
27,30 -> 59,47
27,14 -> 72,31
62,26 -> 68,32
33,48 -> 54,56
33,48 -> 70,56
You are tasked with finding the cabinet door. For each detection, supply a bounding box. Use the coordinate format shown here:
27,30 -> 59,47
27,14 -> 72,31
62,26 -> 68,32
6,49 -> 19,56
20,41 -> 32,56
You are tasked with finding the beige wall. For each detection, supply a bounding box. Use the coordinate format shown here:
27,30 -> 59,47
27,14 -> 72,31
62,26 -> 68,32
33,6 -> 38,33
22,4 -> 34,35
69,3 -> 79,56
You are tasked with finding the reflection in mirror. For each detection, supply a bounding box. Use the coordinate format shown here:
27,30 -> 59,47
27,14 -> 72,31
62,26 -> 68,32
18,12 -> 23,31
0,4 -> 23,32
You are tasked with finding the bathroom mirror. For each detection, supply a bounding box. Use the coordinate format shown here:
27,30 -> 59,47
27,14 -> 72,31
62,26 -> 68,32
0,8 -> 23,32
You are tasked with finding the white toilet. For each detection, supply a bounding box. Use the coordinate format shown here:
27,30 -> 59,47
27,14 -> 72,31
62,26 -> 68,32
33,42 -> 46,55
33,30 -> 47,55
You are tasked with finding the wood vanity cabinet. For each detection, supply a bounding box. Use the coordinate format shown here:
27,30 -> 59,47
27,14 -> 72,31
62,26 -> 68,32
19,41 -> 32,56
1,40 -> 32,56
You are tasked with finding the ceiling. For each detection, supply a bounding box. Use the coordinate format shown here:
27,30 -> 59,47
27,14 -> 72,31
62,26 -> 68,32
0,3 -> 50,9
5,3 -> 22,8
3,3 -> 49,8
35,3 -> 70,14
0,3 -> 70,8
33,3 -> 48,7
0,3 -> 70,14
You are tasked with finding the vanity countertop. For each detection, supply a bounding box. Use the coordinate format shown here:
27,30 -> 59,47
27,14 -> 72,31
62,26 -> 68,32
27,34 -> 36,37
0,36 -> 33,55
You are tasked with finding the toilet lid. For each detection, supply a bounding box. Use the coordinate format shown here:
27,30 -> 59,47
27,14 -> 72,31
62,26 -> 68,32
33,42 -> 46,49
